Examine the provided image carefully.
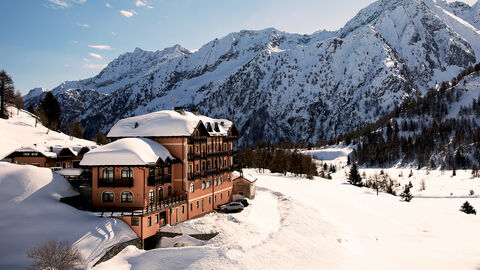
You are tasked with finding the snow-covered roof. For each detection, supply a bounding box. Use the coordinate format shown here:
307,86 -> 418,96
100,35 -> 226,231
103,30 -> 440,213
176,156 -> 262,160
4,145 -> 57,159
58,168 -> 83,176
80,138 -> 175,166
107,110 -> 234,138
233,171 -> 257,183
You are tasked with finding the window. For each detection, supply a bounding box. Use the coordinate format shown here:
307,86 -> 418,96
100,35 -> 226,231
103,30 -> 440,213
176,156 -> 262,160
228,191 -> 230,197
23,152 -> 31,156
214,178 -> 217,186
121,191 -> 133,203
131,216 -> 139,226
206,180 -> 211,188
196,201 -> 199,209
202,181 -> 206,190
189,165 -> 193,173
155,214 -> 158,224
167,185 -> 173,196
209,197 -> 211,204
102,191 -> 114,202
190,183 -> 194,193
149,189 -> 154,205
149,167 -> 155,176
31,152 -> 38,156
219,177 -> 222,185
196,146 -> 199,152
190,203 -> 193,211
121,168 -> 133,178
196,164 -> 199,171
221,193 -> 223,200
228,174 -> 231,182
158,187 -> 163,202
147,217 -> 151,227
102,168 -> 114,180
182,205 -> 185,214
214,195 -> 217,202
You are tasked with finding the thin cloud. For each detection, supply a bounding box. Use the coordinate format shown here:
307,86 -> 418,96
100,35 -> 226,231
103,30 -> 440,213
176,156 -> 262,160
89,53 -> 103,59
46,0 -> 86,9
135,0 -> 146,7
105,2 -> 111,8
88,45 -> 112,50
120,10 -> 135,18
76,22 -> 89,28
84,63 -> 107,69
83,58 -> 90,62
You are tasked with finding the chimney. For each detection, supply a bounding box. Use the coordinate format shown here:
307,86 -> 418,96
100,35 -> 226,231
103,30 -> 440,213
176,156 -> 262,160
174,107 -> 185,115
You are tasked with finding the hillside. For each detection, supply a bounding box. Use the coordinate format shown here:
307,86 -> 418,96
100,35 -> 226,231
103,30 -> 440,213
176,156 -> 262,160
0,106 -> 97,159
25,0 -> 480,145
338,65 -> 480,168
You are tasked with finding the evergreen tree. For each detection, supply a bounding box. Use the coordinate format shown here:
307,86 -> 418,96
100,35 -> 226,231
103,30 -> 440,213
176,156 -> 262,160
0,70 -> 15,119
348,162 -> 362,186
66,120 -> 84,139
400,184 -> 413,202
460,201 -> 476,215
39,92 -> 61,130
94,131 -> 109,145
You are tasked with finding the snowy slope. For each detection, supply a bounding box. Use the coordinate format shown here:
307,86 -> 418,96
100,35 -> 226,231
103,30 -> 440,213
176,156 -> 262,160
0,106 -> 97,159
24,0 -> 480,145
0,162 -> 137,269
94,161 -> 480,269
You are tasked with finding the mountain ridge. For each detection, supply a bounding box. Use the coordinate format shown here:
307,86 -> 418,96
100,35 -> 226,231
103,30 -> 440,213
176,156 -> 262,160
25,0 -> 480,145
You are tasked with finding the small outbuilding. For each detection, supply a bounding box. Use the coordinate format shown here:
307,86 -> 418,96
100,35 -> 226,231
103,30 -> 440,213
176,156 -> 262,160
232,172 -> 256,200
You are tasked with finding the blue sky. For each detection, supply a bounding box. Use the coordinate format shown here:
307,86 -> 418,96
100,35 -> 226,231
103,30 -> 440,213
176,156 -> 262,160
0,0 -> 477,94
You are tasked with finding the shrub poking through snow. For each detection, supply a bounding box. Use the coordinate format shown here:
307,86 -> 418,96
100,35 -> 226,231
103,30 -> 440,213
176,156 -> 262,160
27,239 -> 83,270
348,163 -> 362,187
470,190 -> 475,196
400,184 -> 413,202
460,201 -> 476,215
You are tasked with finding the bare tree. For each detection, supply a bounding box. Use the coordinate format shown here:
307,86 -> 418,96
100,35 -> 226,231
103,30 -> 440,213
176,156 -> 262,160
27,239 -> 83,270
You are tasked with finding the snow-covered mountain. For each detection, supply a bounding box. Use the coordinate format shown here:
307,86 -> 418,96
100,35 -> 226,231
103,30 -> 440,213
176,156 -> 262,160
439,0 -> 480,29
25,0 -> 480,144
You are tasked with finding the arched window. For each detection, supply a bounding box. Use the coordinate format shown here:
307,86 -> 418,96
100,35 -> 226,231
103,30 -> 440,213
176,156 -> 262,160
102,191 -> 114,202
202,181 -> 206,190
121,191 -> 133,203
158,187 -> 164,202
219,176 -> 222,185
149,189 -> 154,205
102,168 -> 114,180
214,177 -> 218,186
202,161 -> 205,170
121,167 -> 133,178
167,185 -> 173,196
190,183 -> 194,193
206,180 -> 211,188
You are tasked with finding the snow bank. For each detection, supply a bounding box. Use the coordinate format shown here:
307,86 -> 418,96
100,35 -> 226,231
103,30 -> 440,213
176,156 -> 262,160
0,163 -> 136,269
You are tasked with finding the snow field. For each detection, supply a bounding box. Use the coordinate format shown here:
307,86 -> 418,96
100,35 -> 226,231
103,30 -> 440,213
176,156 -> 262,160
0,163 -> 136,269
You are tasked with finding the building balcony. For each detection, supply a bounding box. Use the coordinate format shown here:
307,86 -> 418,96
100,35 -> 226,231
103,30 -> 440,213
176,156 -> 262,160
145,194 -> 188,214
98,177 -> 133,188
148,175 -> 172,186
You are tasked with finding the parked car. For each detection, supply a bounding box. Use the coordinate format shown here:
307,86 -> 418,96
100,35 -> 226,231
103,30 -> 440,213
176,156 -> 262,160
219,202 -> 244,213
235,198 -> 249,207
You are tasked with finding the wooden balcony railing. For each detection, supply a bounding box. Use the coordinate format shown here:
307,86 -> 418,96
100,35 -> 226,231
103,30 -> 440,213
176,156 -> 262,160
98,177 -> 133,188
145,194 -> 188,214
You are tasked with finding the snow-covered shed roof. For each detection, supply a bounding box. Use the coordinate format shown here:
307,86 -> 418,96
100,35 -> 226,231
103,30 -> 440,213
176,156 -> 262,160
107,110 -> 236,138
233,171 -> 257,183
4,145 -> 57,159
58,168 -> 83,176
80,138 -> 175,166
